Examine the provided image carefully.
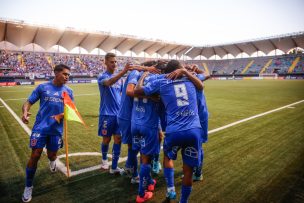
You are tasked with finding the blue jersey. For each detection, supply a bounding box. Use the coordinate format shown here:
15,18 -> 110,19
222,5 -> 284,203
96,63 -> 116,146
143,74 -> 201,133
28,81 -> 73,136
98,71 -> 123,116
196,74 -> 209,122
117,70 -> 141,120
132,73 -> 160,128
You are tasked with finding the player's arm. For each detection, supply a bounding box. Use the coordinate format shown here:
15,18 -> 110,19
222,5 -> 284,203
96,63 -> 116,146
189,65 -> 211,81
22,101 -> 32,124
134,71 -> 149,96
126,83 -> 136,97
103,64 -> 131,86
130,65 -> 161,74
127,83 -> 160,102
166,67 -> 204,90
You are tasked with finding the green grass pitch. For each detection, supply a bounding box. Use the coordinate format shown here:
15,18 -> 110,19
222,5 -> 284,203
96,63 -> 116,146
0,79 -> 304,202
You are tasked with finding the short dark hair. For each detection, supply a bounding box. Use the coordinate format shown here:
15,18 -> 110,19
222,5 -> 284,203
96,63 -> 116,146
105,53 -> 116,61
141,60 -> 168,72
54,64 -> 70,73
141,60 -> 158,67
164,60 -> 182,73
155,60 -> 168,71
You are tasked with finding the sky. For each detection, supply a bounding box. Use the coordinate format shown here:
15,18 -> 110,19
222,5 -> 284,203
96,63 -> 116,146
0,0 -> 304,46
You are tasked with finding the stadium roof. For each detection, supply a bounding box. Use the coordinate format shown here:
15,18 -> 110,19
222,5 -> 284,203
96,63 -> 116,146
0,19 -> 191,57
186,32 -> 304,58
0,19 -> 304,59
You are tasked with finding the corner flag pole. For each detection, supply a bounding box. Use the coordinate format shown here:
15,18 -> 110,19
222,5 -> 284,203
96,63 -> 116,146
64,117 -> 70,178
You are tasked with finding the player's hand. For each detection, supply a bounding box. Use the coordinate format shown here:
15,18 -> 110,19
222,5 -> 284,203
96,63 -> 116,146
166,68 -> 186,80
123,63 -> 133,72
22,112 -> 32,124
192,64 -> 204,74
145,66 -> 161,74
51,113 -> 64,123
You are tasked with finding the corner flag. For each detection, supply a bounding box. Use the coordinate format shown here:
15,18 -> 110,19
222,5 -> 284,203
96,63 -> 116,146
62,91 -> 86,126
62,91 -> 86,178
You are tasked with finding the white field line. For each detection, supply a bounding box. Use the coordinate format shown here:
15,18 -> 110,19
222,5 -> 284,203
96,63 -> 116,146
59,99 -> 304,177
1,97 -> 304,177
57,153 -> 130,177
208,99 -> 304,134
4,93 -> 99,101
0,97 -> 67,175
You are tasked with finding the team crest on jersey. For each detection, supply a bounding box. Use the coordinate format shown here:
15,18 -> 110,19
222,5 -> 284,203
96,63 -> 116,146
102,129 -> 107,135
31,138 -> 37,147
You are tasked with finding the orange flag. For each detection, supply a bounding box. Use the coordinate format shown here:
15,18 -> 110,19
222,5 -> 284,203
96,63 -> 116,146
62,91 -> 86,126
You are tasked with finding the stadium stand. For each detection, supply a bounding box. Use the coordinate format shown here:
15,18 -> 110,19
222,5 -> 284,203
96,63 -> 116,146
0,19 -> 304,82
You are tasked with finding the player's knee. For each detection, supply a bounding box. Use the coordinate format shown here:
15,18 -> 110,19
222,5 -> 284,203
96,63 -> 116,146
114,135 -> 121,143
163,155 -> 174,168
29,149 -> 43,165
47,151 -> 57,161
102,137 -> 111,144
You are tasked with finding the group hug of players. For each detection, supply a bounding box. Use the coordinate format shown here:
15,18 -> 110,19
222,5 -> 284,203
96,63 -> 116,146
21,53 -> 209,203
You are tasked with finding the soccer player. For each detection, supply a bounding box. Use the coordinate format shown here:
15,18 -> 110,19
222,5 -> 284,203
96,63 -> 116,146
127,62 -> 164,202
117,62 -> 160,183
167,64 -> 210,181
134,60 -> 204,203
117,68 -> 141,182
21,64 -> 73,202
190,65 -> 210,181
98,53 -> 130,174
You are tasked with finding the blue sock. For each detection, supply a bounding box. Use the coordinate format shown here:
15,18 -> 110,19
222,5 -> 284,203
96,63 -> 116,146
132,150 -> 139,177
139,164 -> 151,197
25,167 -> 37,187
153,153 -> 159,162
194,148 -> 204,176
180,185 -> 192,203
164,167 -> 174,188
125,148 -> 133,168
111,143 -> 121,169
101,143 -> 109,160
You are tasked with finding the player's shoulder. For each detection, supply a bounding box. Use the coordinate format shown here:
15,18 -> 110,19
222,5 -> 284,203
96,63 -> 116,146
63,84 -> 73,94
128,70 -> 140,79
98,71 -> 109,79
36,81 -> 51,90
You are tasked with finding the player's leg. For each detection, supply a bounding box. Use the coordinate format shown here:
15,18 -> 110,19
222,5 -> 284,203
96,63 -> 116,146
136,154 -> 153,202
22,132 -> 46,202
152,130 -> 163,174
179,128 -> 202,203
98,115 -> 112,169
193,147 -> 204,181
136,126 -> 158,202
180,163 -> 194,203
118,118 -> 138,179
193,119 -> 207,181
163,155 -> 176,200
46,135 -> 63,173
162,132 -> 178,201
110,134 -> 123,174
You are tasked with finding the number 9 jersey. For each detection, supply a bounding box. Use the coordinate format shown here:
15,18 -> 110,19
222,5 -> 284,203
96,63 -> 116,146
143,74 -> 201,133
